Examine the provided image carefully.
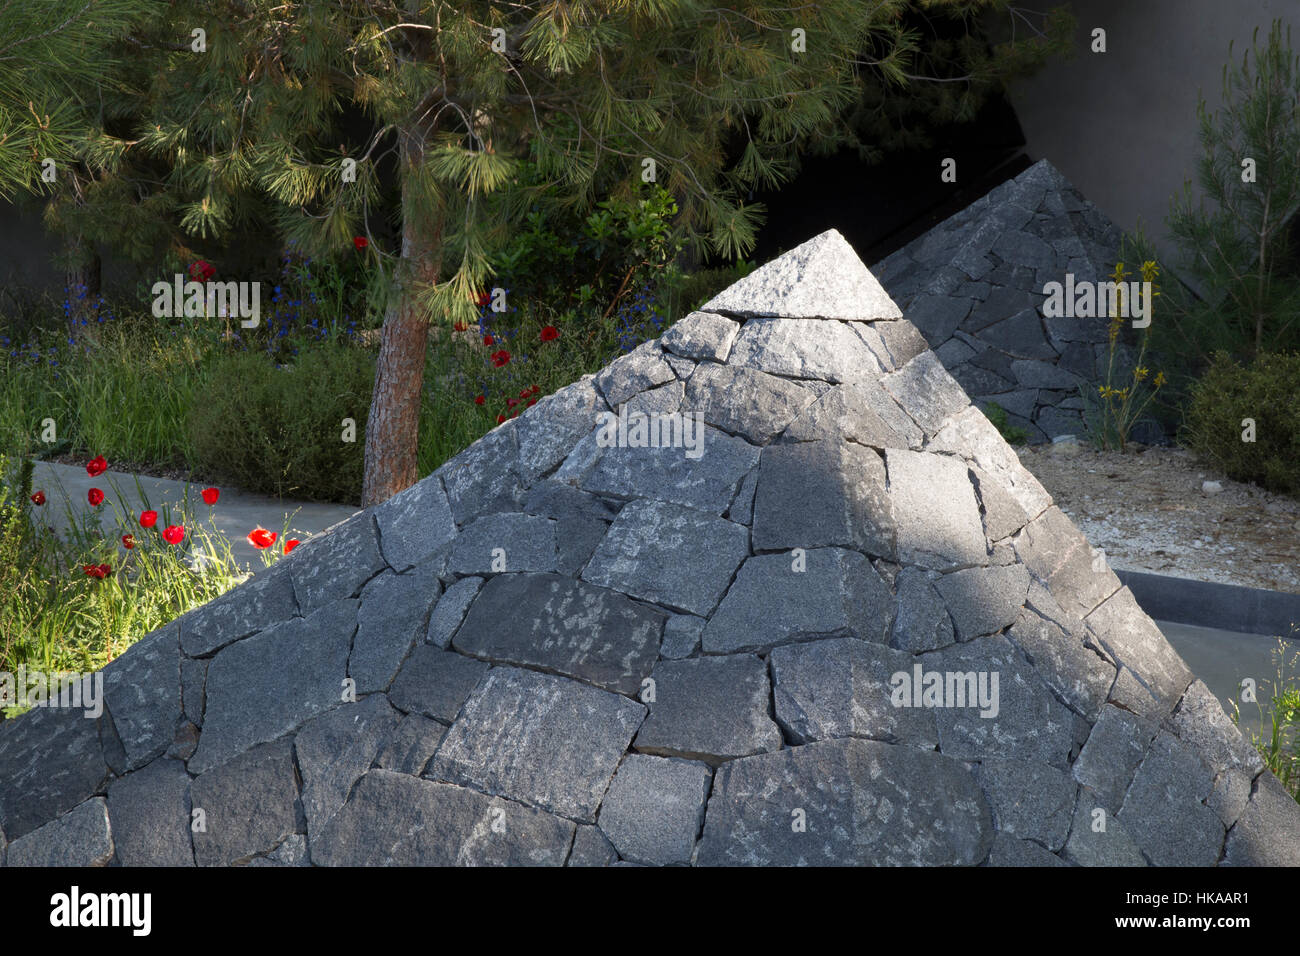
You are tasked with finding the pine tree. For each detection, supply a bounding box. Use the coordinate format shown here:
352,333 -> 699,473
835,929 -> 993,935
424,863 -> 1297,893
0,0 -> 148,197
1167,19 -> 1300,361
111,0 -> 1071,505
0,0 -> 156,317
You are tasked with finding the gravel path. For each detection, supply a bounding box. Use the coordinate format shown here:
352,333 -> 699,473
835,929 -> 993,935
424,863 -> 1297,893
1017,442 -> 1300,594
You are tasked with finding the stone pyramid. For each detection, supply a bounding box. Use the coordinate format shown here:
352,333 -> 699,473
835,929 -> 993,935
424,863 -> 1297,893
3,229 -> 1298,867
874,159 -> 1126,442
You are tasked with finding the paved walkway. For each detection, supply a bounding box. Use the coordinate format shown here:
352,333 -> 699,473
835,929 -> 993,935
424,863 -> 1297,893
28,461 -> 359,570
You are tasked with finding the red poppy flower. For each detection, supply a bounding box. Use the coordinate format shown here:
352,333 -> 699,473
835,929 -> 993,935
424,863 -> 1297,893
531,385 -> 541,395
491,349 -> 511,367
496,414 -> 507,424
87,488 -> 104,507
507,398 -> 517,408
474,394 -> 485,405
30,491 -> 45,506
188,260 -> 215,282
284,538 -> 300,555
82,564 -> 111,579
139,510 -> 158,528
161,524 -> 185,545
527,398 -> 537,407
247,527 -> 278,549
453,320 -> 469,332
519,387 -> 532,398
540,325 -> 559,342
201,487 -> 220,506
122,534 -> 135,549
474,290 -> 491,307
483,334 -> 494,346
510,409 -> 520,418
86,455 -> 108,477
353,236 -> 368,250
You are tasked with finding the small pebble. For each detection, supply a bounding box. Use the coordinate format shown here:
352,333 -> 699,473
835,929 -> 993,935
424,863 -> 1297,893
1201,480 -> 1223,495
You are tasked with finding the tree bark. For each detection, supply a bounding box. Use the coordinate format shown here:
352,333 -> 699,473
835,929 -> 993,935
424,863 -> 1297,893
360,137 -> 443,508
66,235 -> 101,332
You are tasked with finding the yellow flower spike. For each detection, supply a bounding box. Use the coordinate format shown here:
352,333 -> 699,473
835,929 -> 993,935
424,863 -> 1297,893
1154,371 -> 1167,387
1134,366 -> 1148,381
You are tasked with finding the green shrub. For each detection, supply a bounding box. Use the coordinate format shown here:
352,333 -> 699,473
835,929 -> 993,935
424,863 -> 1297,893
1183,350 -> 1300,494
188,344 -> 375,503
484,160 -> 684,319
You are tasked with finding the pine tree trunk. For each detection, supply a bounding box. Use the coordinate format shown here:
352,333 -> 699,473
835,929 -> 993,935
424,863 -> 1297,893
66,235 -> 101,332
360,139 -> 443,508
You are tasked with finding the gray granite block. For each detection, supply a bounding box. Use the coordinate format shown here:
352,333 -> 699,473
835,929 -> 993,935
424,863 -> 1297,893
597,755 -> 711,865
633,655 -> 782,763
429,667 -> 645,823
453,573 -> 663,695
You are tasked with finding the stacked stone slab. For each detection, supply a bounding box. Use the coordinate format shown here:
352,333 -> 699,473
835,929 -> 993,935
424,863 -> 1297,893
2,229 -> 1296,867
873,159 -> 1125,442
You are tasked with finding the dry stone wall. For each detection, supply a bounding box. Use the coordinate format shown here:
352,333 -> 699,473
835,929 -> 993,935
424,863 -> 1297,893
874,160 -> 1128,443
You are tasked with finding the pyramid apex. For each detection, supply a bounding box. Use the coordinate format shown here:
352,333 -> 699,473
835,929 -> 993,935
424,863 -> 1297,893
701,229 -> 903,322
